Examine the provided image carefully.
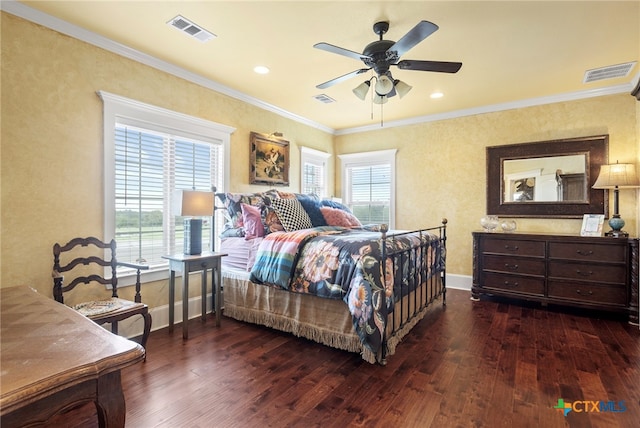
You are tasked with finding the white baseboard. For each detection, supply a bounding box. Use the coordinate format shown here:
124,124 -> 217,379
446,273 -> 472,291
117,293 -> 213,340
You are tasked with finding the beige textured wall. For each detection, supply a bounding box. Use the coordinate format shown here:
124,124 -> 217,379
2,12 -> 638,307
335,95 -> 638,277
0,13 -> 334,305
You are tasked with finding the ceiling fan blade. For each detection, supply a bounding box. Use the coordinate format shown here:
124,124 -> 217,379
388,21 -> 439,58
396,60 -> 462,73
316,68 -> 371,89
314,42 -> 371,61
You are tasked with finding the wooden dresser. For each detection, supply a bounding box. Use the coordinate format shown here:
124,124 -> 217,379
472,232 -> 639,324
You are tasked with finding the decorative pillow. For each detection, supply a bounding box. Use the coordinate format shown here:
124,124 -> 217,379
217,190 -> 279,232
276,190 -> 297,199
263,205 -> 285,233
320,198 -> 353,213
270,198 -> 313,232
320,206 -> 362,228
241,203 -> 265,240
219,226 -> 245,238
296,193 -> 327,227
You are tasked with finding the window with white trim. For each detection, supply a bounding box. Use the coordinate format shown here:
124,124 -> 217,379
100,91 -> 233,282
300,147 -> 330,197
339,149 -> 396,228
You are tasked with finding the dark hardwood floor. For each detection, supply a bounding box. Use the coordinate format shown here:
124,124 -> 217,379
46,289 -> 639,428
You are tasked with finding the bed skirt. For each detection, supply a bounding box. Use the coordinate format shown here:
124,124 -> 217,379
222,268 -> 443,364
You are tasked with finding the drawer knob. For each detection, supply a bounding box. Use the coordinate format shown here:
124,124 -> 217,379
576,250 -> 594,256
575,270 -> 593,277
504,245 -> 519,252
503,280 -> 519,287
575,289 -> 593,296
504,263 -> 519,271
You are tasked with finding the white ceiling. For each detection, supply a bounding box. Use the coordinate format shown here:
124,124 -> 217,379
12,1 -> 640,132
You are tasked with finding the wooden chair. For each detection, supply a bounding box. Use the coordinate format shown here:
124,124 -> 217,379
52,237 -> 152,349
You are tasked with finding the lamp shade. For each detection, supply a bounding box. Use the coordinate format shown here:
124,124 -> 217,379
352,81 -> 371,100
592,163 -> 640,189
394,80 -> 412,98
375,75 -> 394,95
372,93 -> 388,104
172,190 -> 214,216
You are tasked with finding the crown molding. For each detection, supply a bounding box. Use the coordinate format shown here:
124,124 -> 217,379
336,82 -> 636,136
3,0 -> 636,137
1,0 -> 334,135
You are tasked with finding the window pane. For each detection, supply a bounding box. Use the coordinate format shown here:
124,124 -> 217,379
347,163 -> 391,224
302,162 -> 323,195
114,125 -> 221,271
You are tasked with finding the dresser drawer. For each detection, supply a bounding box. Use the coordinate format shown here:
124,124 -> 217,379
481,272 -> 544,296
483,254 -> 545,275
548,281 -> 627,306
548,242 -> 626,262
548,261 -> 626,283
483,238 -> 545,257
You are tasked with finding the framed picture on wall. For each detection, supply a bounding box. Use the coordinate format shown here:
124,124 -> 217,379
580,214 -> 605,236
250,132 -> 290,185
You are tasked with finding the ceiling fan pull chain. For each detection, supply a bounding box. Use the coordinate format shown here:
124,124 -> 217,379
370,84 -> 374,120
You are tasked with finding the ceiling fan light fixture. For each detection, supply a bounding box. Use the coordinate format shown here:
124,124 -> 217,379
352,81 -> 371,100
394,80 -> 412,98
372,93 -> 388,104
375,75 -> 394,95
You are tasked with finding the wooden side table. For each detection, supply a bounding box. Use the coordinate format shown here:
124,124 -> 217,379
162,252 -> 227,339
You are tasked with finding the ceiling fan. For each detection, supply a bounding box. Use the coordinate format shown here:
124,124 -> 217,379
314,20 -> 462,103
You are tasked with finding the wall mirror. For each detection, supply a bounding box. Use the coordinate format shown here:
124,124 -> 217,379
487,135 -> 609,218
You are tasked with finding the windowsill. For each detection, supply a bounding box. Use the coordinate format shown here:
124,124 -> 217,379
117,267 -> 170,287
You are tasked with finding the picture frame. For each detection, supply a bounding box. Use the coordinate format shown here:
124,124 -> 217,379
580,214 -> 605,237
249,132 -> 290,185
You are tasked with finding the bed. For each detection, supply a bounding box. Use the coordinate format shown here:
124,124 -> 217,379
214,190 -> 447,364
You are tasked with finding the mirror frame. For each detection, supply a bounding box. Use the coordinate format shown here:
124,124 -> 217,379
487,135 -> 609,218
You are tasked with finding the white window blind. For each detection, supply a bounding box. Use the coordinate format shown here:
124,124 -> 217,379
302,162 -> 323,195
348,164 -> 391,223
114,125 -> 222,268
339,149 -> 396,228
300,147 -> 330,197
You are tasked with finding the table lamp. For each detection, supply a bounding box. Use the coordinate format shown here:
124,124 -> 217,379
172,190 -> 214,254
592,162 -> 640,237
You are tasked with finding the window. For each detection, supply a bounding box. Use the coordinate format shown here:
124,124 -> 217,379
339,149 -> 396,228
300,147 -> 330,197
100,91 -> 234,283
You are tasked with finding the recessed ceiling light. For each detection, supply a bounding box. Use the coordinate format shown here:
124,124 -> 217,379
254,66 -> 270,74
430,92 -> 444,99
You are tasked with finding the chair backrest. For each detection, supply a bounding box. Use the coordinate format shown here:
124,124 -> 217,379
53,237 -> 119,304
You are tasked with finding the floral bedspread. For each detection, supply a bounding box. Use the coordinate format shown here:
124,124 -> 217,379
249,226 -> 445,357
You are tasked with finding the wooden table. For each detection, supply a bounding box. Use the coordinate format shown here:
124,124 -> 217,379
162,251 -> 227,340
0,286 -> 144,427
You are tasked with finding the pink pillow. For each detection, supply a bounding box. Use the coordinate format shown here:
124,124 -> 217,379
241,203 -> 265,240
320,206 -> 362,228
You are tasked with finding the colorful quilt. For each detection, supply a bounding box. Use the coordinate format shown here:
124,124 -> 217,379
249,226 -> 445,357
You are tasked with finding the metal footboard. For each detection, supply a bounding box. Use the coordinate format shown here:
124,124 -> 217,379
379,218 -> 448,364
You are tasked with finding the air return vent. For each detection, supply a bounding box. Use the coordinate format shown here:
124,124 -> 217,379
583,62 -> 636,83
167,15 -> 216,42
313,94 -> 336,104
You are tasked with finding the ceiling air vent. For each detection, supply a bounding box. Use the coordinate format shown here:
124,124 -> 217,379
313,94 -> 336,104
167,15 -> 216,43
583,62 -> 636,83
